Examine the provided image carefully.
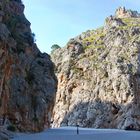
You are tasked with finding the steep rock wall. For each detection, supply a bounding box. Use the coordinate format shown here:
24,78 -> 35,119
52,8 -> 140,130
0,0 -> 57,132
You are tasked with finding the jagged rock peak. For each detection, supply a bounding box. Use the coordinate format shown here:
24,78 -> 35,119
115,7 -> 140,18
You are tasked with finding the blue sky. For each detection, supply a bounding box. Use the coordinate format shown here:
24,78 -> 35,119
22,0 -> 140,54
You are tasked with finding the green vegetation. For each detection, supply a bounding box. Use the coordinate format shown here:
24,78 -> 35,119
7,124 -> 16,132
122,18 -> 140,25
32,116 -> 39,122
10,0 -> 23,3
31,33 -> 36,42
84,44 -> 105,52
118,18 -> 140,30
5,13 -> 35,54
119,52 -> 130,62
72,66 -> 83,74
51,44 -> 61,53
25,71 -> 34,85
82,27 -> 105,50
6,14 -> 28,32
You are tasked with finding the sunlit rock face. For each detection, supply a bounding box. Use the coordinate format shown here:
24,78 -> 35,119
0,0 -> 57,132
115,7 -> 140,18
51,7 -> 140,130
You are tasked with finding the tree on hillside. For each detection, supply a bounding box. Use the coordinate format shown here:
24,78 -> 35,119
51,44 -> 61,53
13,0 -> 23,3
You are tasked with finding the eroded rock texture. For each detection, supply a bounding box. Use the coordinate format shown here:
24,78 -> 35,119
0,0 -> 57,132
52,7 -> 140,130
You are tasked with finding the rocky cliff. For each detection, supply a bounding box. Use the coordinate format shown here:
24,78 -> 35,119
51,7 -> 140,130
0,0 -> 57,132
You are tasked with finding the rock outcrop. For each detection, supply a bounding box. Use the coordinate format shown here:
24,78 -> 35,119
0,0 -> 57,132
115,7 -> 140,18
0,128 -> 13,140
51,7 -> 140,130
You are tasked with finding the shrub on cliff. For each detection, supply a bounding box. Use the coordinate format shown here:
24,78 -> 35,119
10,0 -> 23,3
7,125 -> 16,132
51,44 -> 61,53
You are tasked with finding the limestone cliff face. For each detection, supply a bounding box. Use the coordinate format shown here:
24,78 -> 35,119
52,7 -> 140,130
0,0 -> 57,132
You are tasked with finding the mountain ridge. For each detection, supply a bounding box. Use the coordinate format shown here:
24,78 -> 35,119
51,7 -> 140,130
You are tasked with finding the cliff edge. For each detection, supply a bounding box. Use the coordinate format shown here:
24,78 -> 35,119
0,0 -> 57,132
